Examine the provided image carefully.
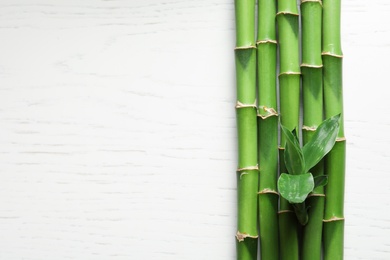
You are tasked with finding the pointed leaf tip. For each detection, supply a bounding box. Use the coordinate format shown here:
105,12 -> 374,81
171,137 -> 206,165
281,125 -> 304,175
303,114 -> 340,172
314,175 -> 328,188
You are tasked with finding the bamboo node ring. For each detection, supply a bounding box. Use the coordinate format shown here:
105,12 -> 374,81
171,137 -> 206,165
236,231 -> 258,242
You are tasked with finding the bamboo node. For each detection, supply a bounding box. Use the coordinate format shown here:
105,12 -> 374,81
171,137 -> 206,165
237,165 -> 259,172
276,11 -> 299,16
336,137 -> 346,142
258,106 -> 278,119
302,125 -> 317,131
256,39 -> 277,45
321,52 -> 343,58
239,172 -> 248,179
323,216 -> 345,222
301,63 -> 323,68
279,71 -> 301,77
235,100 -> 257,109
307,193 -> 325,198
238,166 -> 259,179
278,210 -> 294,214
235,231 -> 258,242
234,45 -> 256,50
258,188 -> 279,195
301,0 -> 323,5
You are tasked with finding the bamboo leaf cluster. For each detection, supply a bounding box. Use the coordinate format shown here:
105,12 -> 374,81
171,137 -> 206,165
233,0 -> 345,259
278,114 -> 340,225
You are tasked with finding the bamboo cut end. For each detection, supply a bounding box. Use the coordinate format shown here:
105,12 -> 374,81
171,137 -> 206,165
323,216 -> 345,222
236,231 -> 258,242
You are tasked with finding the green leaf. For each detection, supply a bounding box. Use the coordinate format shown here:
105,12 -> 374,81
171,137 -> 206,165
303,114 -> 340,172
281,125 -> 304,175
313,175 -> 328,188
291,128 -> 300,147
278,173 -> 314,204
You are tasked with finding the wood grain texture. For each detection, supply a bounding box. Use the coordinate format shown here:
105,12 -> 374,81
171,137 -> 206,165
0,0 -> 389,259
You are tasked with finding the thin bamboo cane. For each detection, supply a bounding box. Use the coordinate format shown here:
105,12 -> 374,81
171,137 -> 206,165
300,1 -> 325,259
322,0 -> 346,259
257,0 -> 279,259
276,0 -> 301,259
234,0 -> 259,259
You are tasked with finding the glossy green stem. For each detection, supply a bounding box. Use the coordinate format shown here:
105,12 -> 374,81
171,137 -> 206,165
277,1 -> 300,259
279,150 -> 300,260
277,1 -> 300,145
323,141 -> 346,260
257,1 -> 279,259
322,0 -> 345,259
234,0 -> 258,259
300,1 -> 324,260
301,165 -> 325,260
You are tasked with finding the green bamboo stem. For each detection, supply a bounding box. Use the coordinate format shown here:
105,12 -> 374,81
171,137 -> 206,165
300,1 -> 325,260
278,158 -> 300,260
234,0 -> 258,259
257,0 -> 279,259
322,0 -> 345,259
276,1 -> 301,259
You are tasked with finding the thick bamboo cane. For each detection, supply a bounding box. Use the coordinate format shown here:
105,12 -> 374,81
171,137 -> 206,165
322,0 -> 346,259
300,1 -> 325,259
234,0 -> 259,259
276,1 -> 301,259
257,0 -> 279,259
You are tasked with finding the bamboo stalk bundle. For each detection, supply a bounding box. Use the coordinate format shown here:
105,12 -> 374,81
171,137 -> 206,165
234,0 -> 259,259
232,0 -> 345,259
322,0 -> 346,259
256,0 -> 279,259
300,1 -> 325,259
276,0 -> 301,259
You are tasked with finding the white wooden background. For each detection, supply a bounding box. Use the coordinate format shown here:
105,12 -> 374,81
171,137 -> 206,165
0,0 -> 389,259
